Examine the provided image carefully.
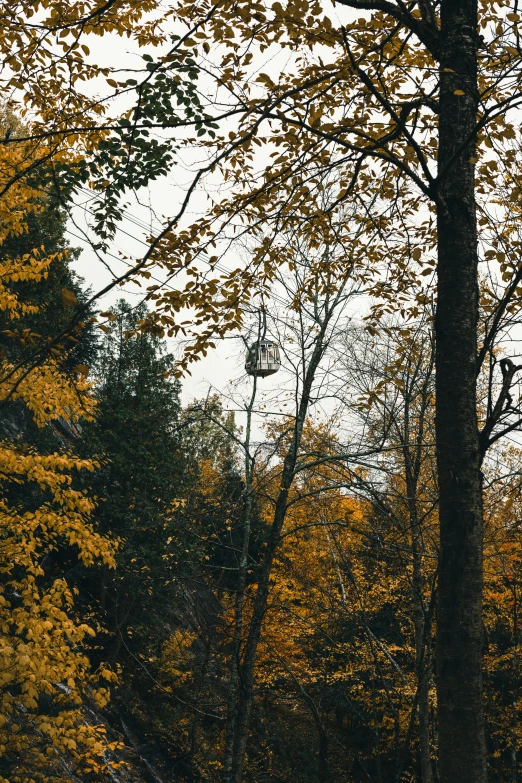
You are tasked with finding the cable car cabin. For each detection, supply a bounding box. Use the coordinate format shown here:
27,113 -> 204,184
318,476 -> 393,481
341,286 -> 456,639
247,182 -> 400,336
245,341 -> 281,378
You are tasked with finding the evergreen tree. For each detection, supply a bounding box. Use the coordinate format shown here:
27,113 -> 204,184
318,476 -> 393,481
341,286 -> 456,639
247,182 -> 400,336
0,204 -> 96,371
0,197 -> 97,461
80,300 -> 186,664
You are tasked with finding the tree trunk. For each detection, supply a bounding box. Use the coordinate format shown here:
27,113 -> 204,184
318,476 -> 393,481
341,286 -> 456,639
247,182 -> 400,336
222,384 -> 257,783
403,358 -> 433,783
418,635 -> 433,783
412,532 -> 433,783
227,404 -> 311,783
436,2 -> 487,782
299,688 -> 330,783
222,313 -> 330,783
318,723 -> 329,783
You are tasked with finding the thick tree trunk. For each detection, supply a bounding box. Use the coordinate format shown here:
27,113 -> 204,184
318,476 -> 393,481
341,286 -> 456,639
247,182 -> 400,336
436,2 -> 487,782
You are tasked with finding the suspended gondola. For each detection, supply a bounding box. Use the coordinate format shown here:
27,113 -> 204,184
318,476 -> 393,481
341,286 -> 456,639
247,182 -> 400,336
245,340 -> 281,378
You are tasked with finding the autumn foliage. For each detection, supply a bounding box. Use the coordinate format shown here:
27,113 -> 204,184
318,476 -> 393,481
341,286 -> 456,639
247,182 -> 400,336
0,138 -> 119,782
6,2 -> 522,783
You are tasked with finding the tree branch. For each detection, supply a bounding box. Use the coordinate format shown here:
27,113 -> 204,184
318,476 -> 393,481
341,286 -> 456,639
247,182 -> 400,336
335,0 -> 440,58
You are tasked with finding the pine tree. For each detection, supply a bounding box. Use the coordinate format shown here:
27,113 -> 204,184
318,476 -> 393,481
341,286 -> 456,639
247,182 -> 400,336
80,300 -> 186,665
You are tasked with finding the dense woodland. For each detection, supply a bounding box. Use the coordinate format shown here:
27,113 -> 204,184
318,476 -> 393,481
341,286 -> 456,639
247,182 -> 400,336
4,1 -> 522,783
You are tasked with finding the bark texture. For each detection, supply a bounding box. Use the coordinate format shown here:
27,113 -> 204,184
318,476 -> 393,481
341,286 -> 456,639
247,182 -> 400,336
436,2 -> 487,782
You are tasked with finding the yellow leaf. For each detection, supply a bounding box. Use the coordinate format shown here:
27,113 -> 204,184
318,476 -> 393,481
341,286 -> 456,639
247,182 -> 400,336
61,289 -> 77,307
72,364 -> 89,377
505,490 -> 517,511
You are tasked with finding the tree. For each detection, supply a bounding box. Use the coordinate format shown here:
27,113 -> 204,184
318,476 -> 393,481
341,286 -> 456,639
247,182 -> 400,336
0,203 -> 95,371
136,3 -> 522,780
339,319 -> 438,783
79,300 -> 186,666
0,2 -> 222,330
107,395 -> 247,783
214,244 -> 363,783
9,3 -> 522,780
0,129 -> 118,782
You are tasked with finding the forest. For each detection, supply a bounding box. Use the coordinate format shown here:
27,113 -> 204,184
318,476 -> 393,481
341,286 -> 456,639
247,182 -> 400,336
1,1 -> 522,782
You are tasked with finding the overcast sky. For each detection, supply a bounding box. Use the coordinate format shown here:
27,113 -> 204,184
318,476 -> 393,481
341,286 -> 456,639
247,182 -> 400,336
65,1 -> 372,445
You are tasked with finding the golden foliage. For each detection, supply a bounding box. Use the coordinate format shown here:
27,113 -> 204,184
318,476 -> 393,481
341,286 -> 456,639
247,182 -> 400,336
0,139 -> 117,782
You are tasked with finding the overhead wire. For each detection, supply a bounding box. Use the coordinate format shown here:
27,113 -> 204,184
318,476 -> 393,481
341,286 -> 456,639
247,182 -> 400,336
69,202 -> 522,476
70,189 -> 291,308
